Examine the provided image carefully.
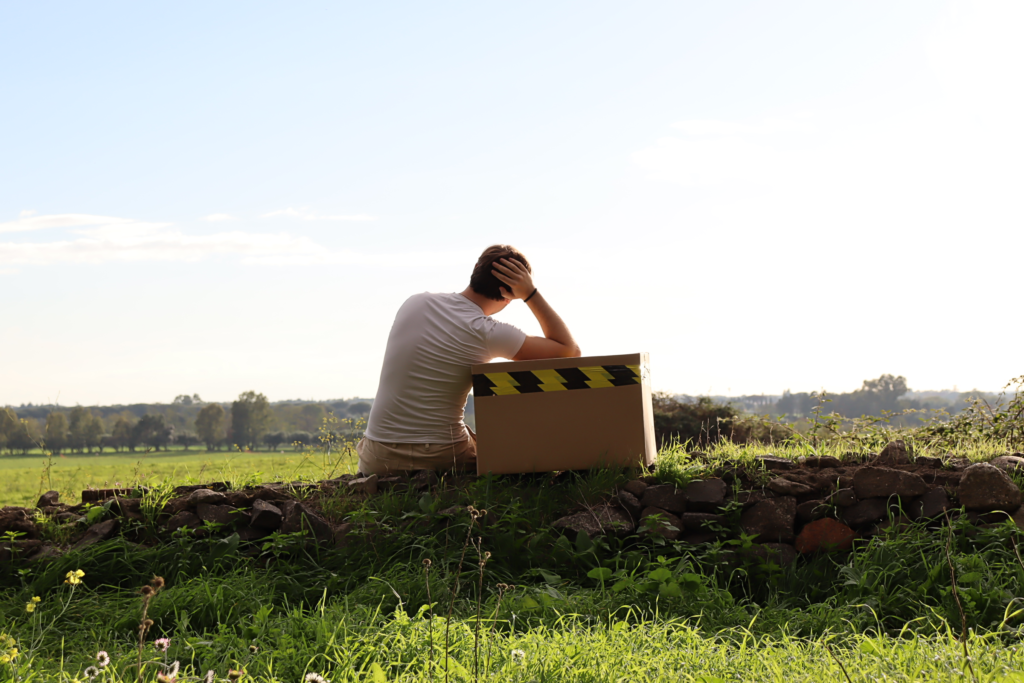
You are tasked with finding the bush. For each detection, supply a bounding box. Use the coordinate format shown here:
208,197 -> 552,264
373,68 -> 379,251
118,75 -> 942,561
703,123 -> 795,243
652,393 -> 738,447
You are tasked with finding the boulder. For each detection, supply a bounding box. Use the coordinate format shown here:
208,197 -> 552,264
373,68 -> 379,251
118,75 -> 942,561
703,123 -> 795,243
684,479 -> 727,511
638,506 -> 682,540
332,522 -> 354,549
827,488 -> 858,507
874,440 -> 912,466
908,488 -> 952,520
235,526 -> 271,542
553,506 -> 634,537
348,475 -> 379,495
680,532 -> 719,545
640,484 -> 686,514
990,455 -> 1024,473
756,455 -> 796,472
188,489 -> 228,506
915,456 -> 943,468
804,456 -> 843,469
72,519 -> 118,550
796,500 -> 827,523
111,497 -> 144,521
166,511 -> 201,533
958,463 -> 1022,512
740,497 -> 796,543
622,479 -> 648,499
0,507 -> 39,539
250,499 -> 284,530
853,467 -> 928,499
760,543 -> 797,567
795,518 -> 855,553
681,512 -> 725,532
616,490 -> 642,520
37,491 -> 59,508
279,501 -> 334,541
736,490 -> 772,508
768,478 -> 816,497
841,498 -> 889,527
196,504 -> 242,527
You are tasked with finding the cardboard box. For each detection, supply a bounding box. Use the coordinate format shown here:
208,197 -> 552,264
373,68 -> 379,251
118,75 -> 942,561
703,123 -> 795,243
471,352 -> 656,475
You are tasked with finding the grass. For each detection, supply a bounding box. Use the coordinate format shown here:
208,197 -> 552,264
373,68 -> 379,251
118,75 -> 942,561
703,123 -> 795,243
0,448 -> 359,508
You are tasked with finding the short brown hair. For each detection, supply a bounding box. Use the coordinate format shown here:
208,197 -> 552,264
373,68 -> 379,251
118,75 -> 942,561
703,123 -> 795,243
469,244 -> 531,301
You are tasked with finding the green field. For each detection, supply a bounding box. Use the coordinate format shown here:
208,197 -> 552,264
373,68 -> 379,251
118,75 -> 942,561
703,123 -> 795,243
0,448 -> 360,508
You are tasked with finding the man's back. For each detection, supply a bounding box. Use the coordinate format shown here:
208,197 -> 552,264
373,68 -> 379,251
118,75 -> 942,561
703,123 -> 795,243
365,292 -> 525,444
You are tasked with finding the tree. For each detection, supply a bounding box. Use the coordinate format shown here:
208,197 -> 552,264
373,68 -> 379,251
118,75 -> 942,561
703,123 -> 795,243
176,431 -> 201,449
263,431 -> 288,450
173,393 -> 203,406
288,431 -> 314,450
44,412 -> 68,454
231,391 -> 272,450
195,403 -> 226,450
84,414 -> 104,453
67,407 -> 94,453
132,414 -> 172,451
110,416 -> 134,452
0,407 -> 18,453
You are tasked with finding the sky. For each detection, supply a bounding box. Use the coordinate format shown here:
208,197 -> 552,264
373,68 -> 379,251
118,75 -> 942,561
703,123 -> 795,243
2,1 -> 1022,407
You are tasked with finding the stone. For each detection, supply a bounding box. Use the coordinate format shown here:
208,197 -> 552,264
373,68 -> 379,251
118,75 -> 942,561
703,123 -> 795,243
250,499 -> 283,530
796,500 -> 827,523
196,504 -> 241,527
188,489 -> 228,506
37,491 -> 59,508
622,480 -> 648,499
111,497 -> 144,521
56,512 -> 79,522
768,478 -> 816,496
685,479 -> 728,511
916,456 -> 942,468
377,476 -> 406,491
0,507 -> 39,539
827,488 -> 858,507
638,506 -> 682,540
640,484 -> 686,514
853,467 -> 929,499
332,522 -> 353,548
874,440 -> 912,466
235,526 -> 272,542
761,543 -> 798,567
348,475 -> 379,495
411,470 -> 438,490
990,455 -> 1024,473
795,518 -> 855,553
740,497 -> 796,543
841,498 -> 889,527
908,488 -> 952,519
803,456 -> 843,469
279,501 -> 333,541
681,532 -> 719,545
225,491 -> 257,508
552,506 -> 634,537
681,512 -> 725,532
72,519 -> 118,550
756,455 -> 796,471
959,463 -> 1022,512
28,544 -> 62,561
1013,507 -> 1024,531
616,490 -> 642,520
166,510 -> 202,533
736,490 -> 771,508
81,488 -> 134,504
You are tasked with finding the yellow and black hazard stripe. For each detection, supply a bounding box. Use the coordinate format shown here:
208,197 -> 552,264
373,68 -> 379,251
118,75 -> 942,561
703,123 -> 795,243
473,364 -> 642,397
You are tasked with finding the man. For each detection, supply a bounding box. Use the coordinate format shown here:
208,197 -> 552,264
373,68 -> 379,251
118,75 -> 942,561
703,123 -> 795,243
357,244 -> 580,475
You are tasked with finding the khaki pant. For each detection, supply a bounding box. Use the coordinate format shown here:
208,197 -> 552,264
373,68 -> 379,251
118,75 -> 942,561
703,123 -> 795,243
356,430 -> 477,476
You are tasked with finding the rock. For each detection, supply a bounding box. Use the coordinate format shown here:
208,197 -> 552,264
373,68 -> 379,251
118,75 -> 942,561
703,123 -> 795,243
768,478 -> 816,496
1013,507 -> 1024,531
188,489 -> 228,506
0,507 -> 39,539
874,440 -> 912,466
28,544 -> 62,561
279,501 -> 333,541
796,500 -> 827,523
332,522 -> 353,548
680,532 -> 719,545
617,490 -> 642,520
907,488 -> 952,519
250,499 -> 283,530
640,484 -> 686,514
638,506 -> 682,540
681,512 -> 725,532
225,491 -> 257,508
841,498 -> 889,527
56,512 -> 79,522
736,490 -> 771,508
377,476 -> 406,492
553,506 -> 635,537
756,455 -> 796,471
72,519 -> 118,550
916,456 -> 943,468
37,491 -> 59,508
196,504 -> 242,527
622,480 -> 648,499
990,455 -> 1024,473
685,479 -> 728,511
795,518 -> 856,553
411,470 -> 438,490
827,488 -> 858,507
111,497 -> 144,521
959,463 -> 1022,512
740,497 -> 796,543
81,488 -> 134,504
803,456 -> 843,469
876,515 -> 914,534
348,475 -> 379,495
235,526 -> 271,542
166,510 -> 202,533
853,467 -> 929,499
760,543 -> 798,567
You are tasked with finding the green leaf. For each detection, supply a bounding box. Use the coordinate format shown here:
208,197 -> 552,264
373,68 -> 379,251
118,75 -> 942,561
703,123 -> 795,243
575,530 -> 594,553
520,596 -> 541,611
536,569 -> 561,584
587,567 -> 613,581
648,567 -> 673,583
958,572 -> 983,583
370,662 -> 388,683
859,641 -> 878,654
659,581 -> 683,598
611,578 -> 633,593
418,493 -> 433,513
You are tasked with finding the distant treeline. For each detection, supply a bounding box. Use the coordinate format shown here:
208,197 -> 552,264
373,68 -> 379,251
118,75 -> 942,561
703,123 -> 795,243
0,393 -> 373,455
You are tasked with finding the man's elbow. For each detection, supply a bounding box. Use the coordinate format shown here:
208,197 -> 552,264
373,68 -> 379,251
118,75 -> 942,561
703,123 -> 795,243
563,344 -> 582,358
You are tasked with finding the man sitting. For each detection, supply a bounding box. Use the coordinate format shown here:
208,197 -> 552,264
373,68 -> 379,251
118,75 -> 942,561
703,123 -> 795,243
357,244 -> 580,475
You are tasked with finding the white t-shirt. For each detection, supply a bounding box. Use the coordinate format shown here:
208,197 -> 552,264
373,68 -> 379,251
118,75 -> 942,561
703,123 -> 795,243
365,292 -> 527,444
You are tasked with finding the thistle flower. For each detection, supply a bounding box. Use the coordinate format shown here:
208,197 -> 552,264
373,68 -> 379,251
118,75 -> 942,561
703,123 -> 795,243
154,637 -> 171,652
304,674 -> 329,683
248,644 -> 259,654
510,649 -> 526,665
203,671 -> 214,683
151,576 -> 166,590
65,569 -> 85,585
227,670 -> 243,681
84,665 -> 100,680
96,651 -> 110,668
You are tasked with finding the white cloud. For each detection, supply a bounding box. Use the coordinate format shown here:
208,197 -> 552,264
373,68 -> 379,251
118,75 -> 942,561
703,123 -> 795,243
19,210 -> 36,218
0,268 -> 18,275
261,207 -> 377,221
203,213 -> 236,222
0,213 -> 137,234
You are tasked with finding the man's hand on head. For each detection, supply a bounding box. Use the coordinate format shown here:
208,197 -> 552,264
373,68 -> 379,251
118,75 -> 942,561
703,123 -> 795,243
492,258 -> 535,301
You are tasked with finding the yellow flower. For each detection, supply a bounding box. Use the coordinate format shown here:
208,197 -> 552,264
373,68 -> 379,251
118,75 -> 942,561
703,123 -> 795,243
31,596 -> 41,603
65,569 -> 85,585
24,602 -> 35,613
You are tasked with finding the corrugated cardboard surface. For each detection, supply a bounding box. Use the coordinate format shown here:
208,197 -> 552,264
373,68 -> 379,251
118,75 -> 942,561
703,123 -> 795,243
472,352 -> 655,474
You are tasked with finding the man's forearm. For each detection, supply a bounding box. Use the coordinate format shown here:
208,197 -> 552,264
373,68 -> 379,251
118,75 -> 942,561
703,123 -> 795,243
526,291 -> 580,355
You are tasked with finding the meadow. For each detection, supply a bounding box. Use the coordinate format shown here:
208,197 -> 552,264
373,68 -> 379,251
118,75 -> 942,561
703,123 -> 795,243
2,439 -> 1024,682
